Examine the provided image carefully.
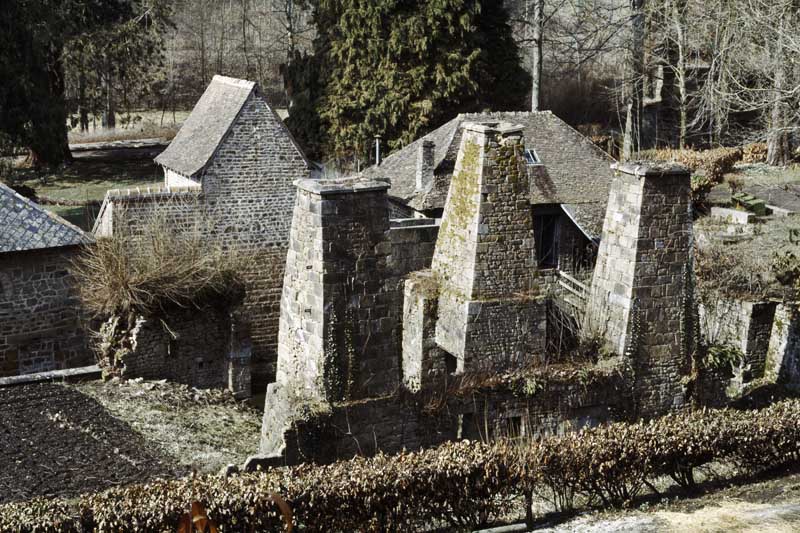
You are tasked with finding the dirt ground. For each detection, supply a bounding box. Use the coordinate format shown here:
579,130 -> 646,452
0,383 -> 180,504
0,379 -> 263,505
73,379 -> 263,475
537,468 -> 800,532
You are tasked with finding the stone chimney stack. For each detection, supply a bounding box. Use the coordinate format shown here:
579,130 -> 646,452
430,122 -> 545,373
415,140 -> 435,190
584,161 -> 694,417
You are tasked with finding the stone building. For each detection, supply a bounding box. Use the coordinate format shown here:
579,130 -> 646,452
363,111 -> 615,277
94,75 -> 311,391
250,124 -> 692,468
0,183 -> 93,377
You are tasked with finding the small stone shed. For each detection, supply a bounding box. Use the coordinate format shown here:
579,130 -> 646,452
0,183 -> 93,376
94,75 -> 311,390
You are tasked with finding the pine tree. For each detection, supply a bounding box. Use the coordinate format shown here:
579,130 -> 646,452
284,0 -> 529,165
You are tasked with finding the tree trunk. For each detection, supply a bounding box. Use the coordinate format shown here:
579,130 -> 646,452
530,0 -> 544,111
102,58 -> 116,129
623,0 -> 646,161
672,0 -> 688,148
29,51 -> 72,168
767,21 -> 790,166
78,72 -> 89,132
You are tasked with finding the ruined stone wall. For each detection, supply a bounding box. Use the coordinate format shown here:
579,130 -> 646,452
585,163 -> 694,417
402,271 -> 446,391
699,299 -> 777,387
260,371 -> 626,466
0,247 -> 91,377
766,304 -> 800,386
121,305 -> 232,390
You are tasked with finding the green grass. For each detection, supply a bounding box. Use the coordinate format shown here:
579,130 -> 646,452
8,153 -> 162,230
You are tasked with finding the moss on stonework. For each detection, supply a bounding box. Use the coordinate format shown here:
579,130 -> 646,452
495,142 -> 525,193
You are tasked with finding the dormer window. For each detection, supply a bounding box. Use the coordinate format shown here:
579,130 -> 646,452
524,148 -> 541,165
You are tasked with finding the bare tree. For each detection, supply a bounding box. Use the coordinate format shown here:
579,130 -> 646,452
622,0 -> 646,161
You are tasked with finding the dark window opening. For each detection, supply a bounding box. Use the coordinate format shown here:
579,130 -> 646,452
506,415 -> 525,439
534,214 -> 560,268
445,351 -> 457,374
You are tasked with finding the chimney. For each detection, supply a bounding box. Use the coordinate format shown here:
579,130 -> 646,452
415,140 -> 435,190
374,135 -> 382,166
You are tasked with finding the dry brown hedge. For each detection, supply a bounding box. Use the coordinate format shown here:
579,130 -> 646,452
640,147 -> 743,206
2,400 -> 800,532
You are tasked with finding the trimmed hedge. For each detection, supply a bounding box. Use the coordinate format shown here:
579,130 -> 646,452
3,400 -> 800,532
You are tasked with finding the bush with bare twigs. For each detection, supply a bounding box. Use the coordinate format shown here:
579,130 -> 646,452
3,399 -> 800,532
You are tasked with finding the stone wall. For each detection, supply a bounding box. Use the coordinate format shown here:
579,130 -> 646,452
96,89 -> 309,390
766,303 -> 800,387
584,162 -> 694,417
699,298 -> 778,392
120,304 -> 250,394
274,178 -> 398,401
0,247 -> 91,377
402,271 -> 446,392
432,122 -> 544,372
252,368 -> 627,467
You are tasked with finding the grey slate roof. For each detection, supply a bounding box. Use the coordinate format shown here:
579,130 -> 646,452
363,111 -> 616,238
154,76 -> 257,178
0,182 -> 92,253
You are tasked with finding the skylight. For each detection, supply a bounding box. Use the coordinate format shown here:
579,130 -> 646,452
524,148 -> 541,165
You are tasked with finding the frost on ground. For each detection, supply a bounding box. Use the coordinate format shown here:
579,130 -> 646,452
539,470 -> 800,533
72,378 -> 262,474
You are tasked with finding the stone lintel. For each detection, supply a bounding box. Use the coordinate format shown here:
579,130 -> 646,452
462,121 -> 525,136
294,177 -> 390,195
612,161 -> 690,178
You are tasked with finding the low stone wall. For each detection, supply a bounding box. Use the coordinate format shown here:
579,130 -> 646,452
766,303 -> 800,387
253,366 -> 628,466
0,247 -> 91,377
699,298 -> 778,393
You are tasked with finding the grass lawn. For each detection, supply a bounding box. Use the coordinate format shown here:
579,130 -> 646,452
8,147 -> 163,230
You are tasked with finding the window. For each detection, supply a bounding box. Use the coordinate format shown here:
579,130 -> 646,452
534,214 -> 560,268
524,148 -> 540,165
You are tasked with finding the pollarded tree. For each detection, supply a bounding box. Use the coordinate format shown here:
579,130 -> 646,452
288,0 -> 529,166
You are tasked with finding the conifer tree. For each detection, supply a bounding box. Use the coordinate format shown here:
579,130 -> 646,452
285,0 -> 529,165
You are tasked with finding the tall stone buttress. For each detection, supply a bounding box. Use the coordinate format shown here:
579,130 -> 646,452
260,177 -> 397,456
584,162 -> 694,416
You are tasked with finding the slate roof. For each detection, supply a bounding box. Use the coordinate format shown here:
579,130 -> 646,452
0,182 -> 92,253
154,76 -> 257,178
363,111 -> 616,238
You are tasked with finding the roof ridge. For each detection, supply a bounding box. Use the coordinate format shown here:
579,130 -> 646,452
211,75 -> 257,89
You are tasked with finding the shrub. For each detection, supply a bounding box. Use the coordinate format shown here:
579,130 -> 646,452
71,204 -> 245,319
640,147 -> 743,206
742,142 -> 768,164
3,400 -> 800,532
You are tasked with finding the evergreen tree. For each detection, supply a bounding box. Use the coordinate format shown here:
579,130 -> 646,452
285,0 -> 529,165
0,1 -> 165,167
